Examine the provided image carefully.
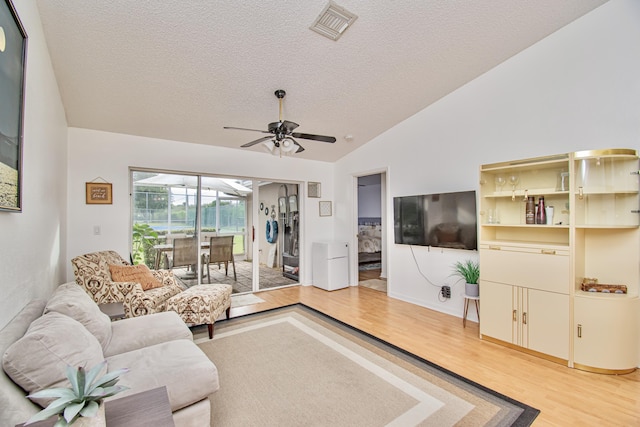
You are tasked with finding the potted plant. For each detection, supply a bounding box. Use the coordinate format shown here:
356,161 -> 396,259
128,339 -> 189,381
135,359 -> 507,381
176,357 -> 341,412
25,361 -> 128,427
451,259 -> 480,297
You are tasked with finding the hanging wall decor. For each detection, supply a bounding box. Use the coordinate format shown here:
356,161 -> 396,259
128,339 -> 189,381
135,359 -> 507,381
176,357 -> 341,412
308,182 -> 321,198
86,180 -> 113,204
0,0 -> 27,212
319,201 -> 332,217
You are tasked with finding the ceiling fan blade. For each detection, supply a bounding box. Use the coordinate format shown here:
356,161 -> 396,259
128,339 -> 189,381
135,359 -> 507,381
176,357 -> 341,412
241,136 -> 273,148
290,132 -> 336,143
281,120 -> 300,133
224,126 -> 271,134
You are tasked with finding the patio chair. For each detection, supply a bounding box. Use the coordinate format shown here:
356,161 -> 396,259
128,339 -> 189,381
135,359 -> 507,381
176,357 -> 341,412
171,237 -> 200,276
200,232 -> 217,261
71,250 -> 183,318
204,236 -> 236,282
161,233 -> 187,268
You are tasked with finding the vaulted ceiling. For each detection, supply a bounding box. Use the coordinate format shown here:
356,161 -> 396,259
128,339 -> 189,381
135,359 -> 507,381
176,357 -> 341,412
35,0 -> 608,162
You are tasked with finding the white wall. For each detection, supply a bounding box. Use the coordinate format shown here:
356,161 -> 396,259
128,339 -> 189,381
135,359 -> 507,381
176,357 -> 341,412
66,128 -> 333,284
335,0 -> 640,321
358,183 -> 382,219
0,1 -> 68,328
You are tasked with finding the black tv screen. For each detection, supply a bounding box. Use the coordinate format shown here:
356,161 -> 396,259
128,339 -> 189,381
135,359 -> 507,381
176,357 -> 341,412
393,190 -> 477,250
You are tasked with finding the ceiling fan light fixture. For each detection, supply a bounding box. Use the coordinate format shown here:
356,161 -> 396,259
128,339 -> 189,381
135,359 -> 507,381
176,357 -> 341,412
263,140 -> 276,153
281,139 -> 297,153
310,1 -> 358,41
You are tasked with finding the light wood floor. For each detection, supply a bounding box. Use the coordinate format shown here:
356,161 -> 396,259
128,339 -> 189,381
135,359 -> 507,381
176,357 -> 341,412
228,285 -> 640,426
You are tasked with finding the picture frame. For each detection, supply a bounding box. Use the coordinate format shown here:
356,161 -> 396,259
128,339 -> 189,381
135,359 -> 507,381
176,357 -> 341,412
319,201 -> 332,217
308,182 -> 321,198
0,0 -> 28,212
86,182 -> 113,204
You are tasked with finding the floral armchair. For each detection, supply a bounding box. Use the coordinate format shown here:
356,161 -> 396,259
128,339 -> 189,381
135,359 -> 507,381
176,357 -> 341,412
71,250 -> 184,318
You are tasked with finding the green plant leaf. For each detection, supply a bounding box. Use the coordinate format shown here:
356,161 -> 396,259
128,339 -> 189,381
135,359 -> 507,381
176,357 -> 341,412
92,367 -> 129,389
79,400 -> 99,418
75,366 -> 86,398
28,387 -> 76,400
24,398 -> 70,423
63,401 -> 85,423
65,365 -> 80,396
83,360 -> 108,394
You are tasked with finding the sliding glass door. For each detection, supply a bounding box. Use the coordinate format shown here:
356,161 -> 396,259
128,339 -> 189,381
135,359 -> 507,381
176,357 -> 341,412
131,170 -> 300,293
256,181 -> 300,291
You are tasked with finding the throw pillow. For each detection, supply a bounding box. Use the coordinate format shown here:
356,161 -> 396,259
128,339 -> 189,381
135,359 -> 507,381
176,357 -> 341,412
44,282 -> 113,350
2,312 -> 104,407
109,263 -> 163,290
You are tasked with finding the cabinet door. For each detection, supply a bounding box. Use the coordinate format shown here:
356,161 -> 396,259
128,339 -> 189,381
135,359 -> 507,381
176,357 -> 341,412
479,280 -> 515,344
480,246 -> 569,294
574,295 -> 639,372
526,289 -> 569,360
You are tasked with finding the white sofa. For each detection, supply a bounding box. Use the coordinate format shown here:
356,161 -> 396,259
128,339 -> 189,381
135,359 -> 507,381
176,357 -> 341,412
0,282 -> 219,427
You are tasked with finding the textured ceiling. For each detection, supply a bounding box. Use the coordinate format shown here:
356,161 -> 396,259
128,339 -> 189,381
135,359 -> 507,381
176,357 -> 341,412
35,0 -> 608,162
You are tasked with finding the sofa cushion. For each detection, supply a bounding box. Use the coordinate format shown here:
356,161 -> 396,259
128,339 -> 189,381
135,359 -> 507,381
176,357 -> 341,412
106,339 -> 219,411
0,301 -> 46,426
109,264 -> 163,290
2,312 -> 104,406
104,311 -> 193,357
44,282 -> 113,349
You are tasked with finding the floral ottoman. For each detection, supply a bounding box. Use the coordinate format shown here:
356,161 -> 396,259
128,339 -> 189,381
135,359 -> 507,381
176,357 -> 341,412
166,284 -> 232,339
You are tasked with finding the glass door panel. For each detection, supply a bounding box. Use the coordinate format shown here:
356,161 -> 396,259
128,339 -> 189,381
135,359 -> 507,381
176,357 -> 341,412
199,178 -> 252,293
132,171 -> 202,286
257,181 -> 300,291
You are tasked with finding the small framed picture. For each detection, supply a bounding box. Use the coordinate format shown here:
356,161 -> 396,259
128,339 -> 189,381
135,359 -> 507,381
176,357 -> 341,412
308,182 -> 321,198
319,201 -> 332,217
86,182 -> 112,204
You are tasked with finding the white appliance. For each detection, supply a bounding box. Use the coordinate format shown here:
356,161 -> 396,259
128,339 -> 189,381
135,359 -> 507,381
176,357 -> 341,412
312,241 -> 349,291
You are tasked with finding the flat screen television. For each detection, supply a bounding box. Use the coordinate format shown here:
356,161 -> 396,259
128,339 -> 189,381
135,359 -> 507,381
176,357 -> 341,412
393,190 -> 477,250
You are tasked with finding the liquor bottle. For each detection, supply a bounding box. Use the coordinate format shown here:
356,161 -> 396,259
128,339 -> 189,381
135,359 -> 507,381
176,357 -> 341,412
525,196 -> 535,224
536,196 -> 547,224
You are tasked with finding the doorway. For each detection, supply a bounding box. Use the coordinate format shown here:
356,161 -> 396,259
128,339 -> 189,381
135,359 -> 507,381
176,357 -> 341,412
255,181 -> 300,291
356,172 -> 387,293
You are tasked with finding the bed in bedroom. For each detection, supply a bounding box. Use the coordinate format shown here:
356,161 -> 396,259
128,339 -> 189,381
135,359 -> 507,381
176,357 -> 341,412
358,221 -> 382,265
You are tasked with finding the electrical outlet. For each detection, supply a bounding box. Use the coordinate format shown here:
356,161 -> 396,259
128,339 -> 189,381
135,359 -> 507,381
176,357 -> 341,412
441,285 -> 451,298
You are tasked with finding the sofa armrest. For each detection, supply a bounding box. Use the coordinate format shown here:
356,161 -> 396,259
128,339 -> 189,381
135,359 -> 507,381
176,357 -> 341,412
77,276 -> 155,318
151,269 -> 183,288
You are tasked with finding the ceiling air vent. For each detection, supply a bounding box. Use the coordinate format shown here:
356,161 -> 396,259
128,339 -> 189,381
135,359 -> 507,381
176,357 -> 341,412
309,1 -> 358,41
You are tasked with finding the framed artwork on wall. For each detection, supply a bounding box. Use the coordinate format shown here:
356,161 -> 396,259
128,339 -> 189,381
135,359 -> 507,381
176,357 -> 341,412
86,182 -> 113,204
308,182 -> 321,198
0,0 -> 28,212
319,201 -> 332,217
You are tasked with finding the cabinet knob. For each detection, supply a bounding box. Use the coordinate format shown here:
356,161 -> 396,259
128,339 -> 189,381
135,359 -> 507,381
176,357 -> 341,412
512,309 -> 517,322
541,249 -> 556,255
522,312 -> 527,325
577,324 -> 582,338
489,245 -> 501,250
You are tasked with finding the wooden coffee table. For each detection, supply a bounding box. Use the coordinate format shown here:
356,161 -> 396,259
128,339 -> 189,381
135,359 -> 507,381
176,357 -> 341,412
18,386 -> 175,427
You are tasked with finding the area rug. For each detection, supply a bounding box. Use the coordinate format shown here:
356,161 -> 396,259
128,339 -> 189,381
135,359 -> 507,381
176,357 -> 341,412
360,278 -> 387,293
197,305 -> 539,426
230,293 -> 265,308
359,261 -> 382,271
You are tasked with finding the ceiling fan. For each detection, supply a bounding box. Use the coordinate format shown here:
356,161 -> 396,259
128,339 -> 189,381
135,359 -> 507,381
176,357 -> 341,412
224,90 -> 336,154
